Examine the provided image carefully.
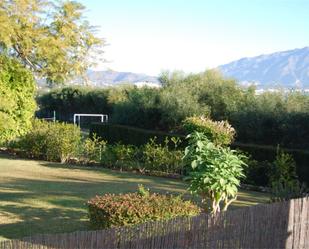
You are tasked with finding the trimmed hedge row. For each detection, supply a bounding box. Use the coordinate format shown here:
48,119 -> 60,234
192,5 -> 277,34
232,143 -> 309,185
90,123 -> 309,185
87,189 -> 200,229
90,123 -> 186,147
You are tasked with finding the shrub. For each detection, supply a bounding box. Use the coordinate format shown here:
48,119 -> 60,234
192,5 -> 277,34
17,119 -> 81,163
143,137 -> 184,174
0,55 -> 36,144
87,185 -> 200,229
83,134 -> 107,162
270,180 -> 308,202
101,143 -> 141,171
231,143 -> 309,186
269,148 -> 308,201
184,132 -> 247,214
182,116 -> 235,146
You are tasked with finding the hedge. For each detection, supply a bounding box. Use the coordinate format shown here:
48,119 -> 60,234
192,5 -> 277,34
90,123 -> 185,147
14,119 -> 81,163
87,189 -> 200,229
90,123 -> 309,185
232,142 -> 309,185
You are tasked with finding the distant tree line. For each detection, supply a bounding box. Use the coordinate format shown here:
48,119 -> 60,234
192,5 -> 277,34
37,70 -> 309,149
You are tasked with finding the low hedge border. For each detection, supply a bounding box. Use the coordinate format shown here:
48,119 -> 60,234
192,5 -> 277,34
90,123 -> 309,185
87,190 -> 201,229
90,123 -> 186,147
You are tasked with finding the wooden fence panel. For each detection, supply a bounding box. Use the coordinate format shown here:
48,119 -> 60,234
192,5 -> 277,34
0,197 -> 308,249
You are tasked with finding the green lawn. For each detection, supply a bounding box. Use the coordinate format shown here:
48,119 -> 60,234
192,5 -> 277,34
0,153 -> 269,241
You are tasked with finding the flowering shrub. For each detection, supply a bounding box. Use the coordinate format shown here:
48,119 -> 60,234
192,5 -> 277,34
87,186 -> 200,229
182,116 -> 236,146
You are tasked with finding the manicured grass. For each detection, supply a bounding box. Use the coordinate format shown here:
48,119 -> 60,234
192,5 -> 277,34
0,153 -> 269,241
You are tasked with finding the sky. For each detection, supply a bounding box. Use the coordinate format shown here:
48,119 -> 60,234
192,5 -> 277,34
78,0 -> 309,76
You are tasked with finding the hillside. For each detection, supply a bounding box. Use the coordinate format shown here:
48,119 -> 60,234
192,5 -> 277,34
219,47 -> 309,89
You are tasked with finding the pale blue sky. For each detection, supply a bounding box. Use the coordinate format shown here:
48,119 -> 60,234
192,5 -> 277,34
79,0 -> 309,75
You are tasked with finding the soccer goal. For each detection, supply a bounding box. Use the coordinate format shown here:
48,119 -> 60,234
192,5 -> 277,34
73,114 -> 108,126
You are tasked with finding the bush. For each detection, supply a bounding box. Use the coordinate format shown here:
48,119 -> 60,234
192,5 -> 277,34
184,132 -> 247,214
269,148 -> 308,201
16,119 -> 81,163
83,134 -> 107,162
0,55 -> 36,144
87,185 -> 200,229
101,143 -> 141,171
90,123 -> 185,147
231,143 -> 309,186
143,137 -> 184,174
182,116 -> 235,146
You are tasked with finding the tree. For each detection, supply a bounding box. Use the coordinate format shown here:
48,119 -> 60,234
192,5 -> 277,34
0,54 -> 36,143
0,0 -> 104,84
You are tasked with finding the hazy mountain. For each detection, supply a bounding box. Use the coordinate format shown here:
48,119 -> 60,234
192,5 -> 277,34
219,47 -> 309,89
84,70 -> 160,87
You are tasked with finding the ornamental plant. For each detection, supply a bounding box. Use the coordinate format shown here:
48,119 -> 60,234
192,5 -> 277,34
183,132 -> 247,214
269,147 -> 308,202
142,137 -> 184,174
87,185 -> 200,229
182,116 -> 236,146
83,134 -> 107,162
16,119 -> 81,163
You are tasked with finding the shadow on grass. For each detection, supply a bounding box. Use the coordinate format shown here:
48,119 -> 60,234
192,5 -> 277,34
0,175 -> 188,240
0,153 -> 269,240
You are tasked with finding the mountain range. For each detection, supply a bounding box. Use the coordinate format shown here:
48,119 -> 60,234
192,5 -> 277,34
219,46 -> 309,89
66,47 -> 309,89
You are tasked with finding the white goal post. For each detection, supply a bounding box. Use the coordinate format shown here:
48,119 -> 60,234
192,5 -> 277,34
73,114 -> 108,125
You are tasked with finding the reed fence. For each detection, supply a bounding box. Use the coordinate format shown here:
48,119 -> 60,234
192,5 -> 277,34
1,197 -> 308,249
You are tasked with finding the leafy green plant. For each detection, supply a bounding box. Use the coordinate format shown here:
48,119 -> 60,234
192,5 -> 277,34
182,116 -> 236,146
83,134 -> 107,162
143,137 -> 184,174
0,55 -> 36,144
184,132 -> 247,214
137,184 -> 150,197
269,147 -> 308,202
87,186 -> 200,229
16,119 -> 81,163
270,180 -> 308,202
101,143 -> 140,171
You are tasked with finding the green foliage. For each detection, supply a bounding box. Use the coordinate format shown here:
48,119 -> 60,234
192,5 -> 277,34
99,137 -> 184,175
159,86 -> 210,129
182,116 -> 235,146
231,143 -> 309,186
101,143 -> 140,171
184,132 -> 247,214
111,87 -> 163,129
143,137 -> 184,174
269,148 -> 308,202
0,0 -> 103,84
269,147 -> 297,185
270,180 -> 308,202
16,119 -> 81,163
0,55 -> 36,144
87,187 -> 200,229
90,123 -> 185,147
83,134 -> 107,162
37,87 -> 112,123
137,184 -> 150,197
